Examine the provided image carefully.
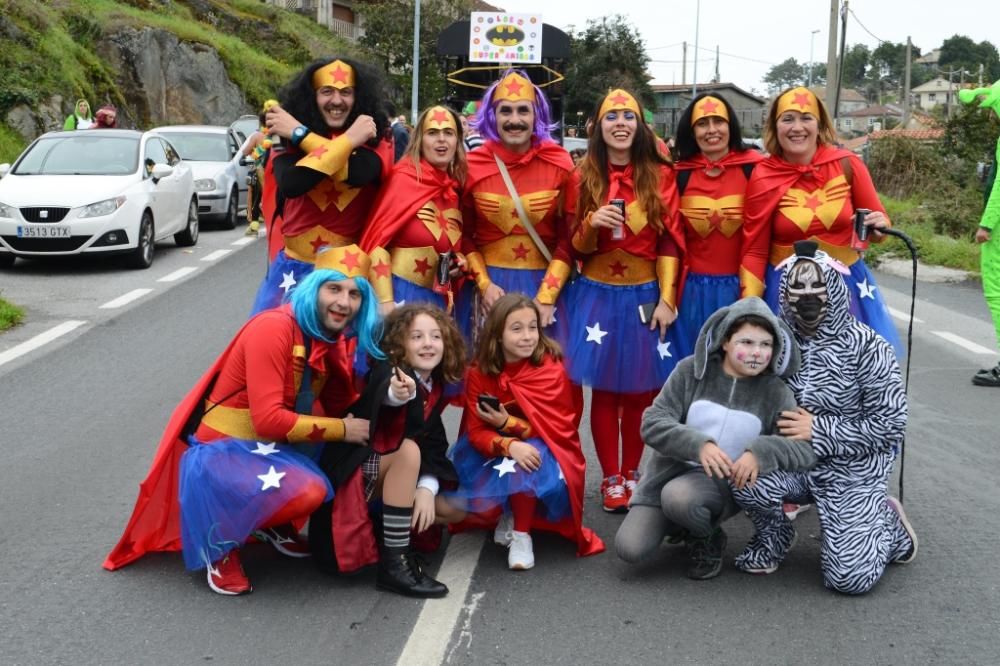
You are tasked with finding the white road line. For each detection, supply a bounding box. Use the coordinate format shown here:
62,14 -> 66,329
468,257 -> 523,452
396,533 -> 485,666
0,320 -> 87,368
99,288 -> 153,309
887,306 -> 924,324
931,330 -> 997,355
231,237 -> 256,247
201,249 -> 231,262
157,267 -> 199,283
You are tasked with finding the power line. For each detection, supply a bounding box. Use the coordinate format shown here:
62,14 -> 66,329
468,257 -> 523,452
649,41 -> 778,66
847,8 -> 886,44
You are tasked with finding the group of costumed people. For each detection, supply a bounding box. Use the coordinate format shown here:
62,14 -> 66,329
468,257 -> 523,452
103,56 -> 916,599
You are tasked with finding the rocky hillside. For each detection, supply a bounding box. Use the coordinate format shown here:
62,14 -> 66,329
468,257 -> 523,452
0,0 -> 362,161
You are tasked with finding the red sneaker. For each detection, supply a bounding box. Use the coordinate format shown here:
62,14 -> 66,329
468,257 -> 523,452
207,549 -> 252,596
601,475 -> 629,513
252,524 -> 311,558
623,470 -> 641,501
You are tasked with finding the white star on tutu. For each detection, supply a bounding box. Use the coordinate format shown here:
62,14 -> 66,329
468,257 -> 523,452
551,307 -> 557,323
657,340 -> 672,359
279,271 -> 297,293
493,457 -> 518,478
251,442 -> 279,456
857,278 -> 876,300
585,322 -> 608,344
558,466 -> 565,481
394,300 -> 406,308
257,465 -> 286,490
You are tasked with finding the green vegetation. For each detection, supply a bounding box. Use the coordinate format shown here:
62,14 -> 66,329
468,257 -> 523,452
0,0 -> 357,162
0,296 -> 25,331
866,195 -> 982,274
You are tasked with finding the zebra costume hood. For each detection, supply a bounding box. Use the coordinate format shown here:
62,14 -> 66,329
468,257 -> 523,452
777,241 -> 854,344
693,296 -> 800,380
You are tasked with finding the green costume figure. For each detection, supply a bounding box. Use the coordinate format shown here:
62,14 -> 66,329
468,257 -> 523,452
63,99 -> 93,130
960,81 -> 1000,386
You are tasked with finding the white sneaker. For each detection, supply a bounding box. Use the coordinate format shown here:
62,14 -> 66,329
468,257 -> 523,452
508,530 -> 535,570
493,512 -> 514,546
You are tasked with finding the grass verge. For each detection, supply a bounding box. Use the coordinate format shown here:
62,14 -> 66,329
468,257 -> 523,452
0,296 -> 25,332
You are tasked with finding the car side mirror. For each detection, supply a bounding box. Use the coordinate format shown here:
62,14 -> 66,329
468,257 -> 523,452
151,163 -> 173,183
0,163 -> 10,178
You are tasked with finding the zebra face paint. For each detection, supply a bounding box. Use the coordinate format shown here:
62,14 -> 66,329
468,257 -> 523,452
785,259 -> 828,337
721,323 -> 774,378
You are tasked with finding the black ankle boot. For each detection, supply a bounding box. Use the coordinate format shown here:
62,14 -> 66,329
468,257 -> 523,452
375,550 -> 449,598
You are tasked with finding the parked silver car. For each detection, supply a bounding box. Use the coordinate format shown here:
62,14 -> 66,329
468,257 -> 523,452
151,125 -> 250,229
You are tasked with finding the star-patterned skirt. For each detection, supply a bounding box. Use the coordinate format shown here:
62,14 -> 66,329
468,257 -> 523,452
178,437 -> 333,570
249,249 -> 313,316
445,435 -> 571,523
391,275 -> 447,311
562,277 -> 688,392
453,266 -> 571,350
676,272 -> 740,355
764,259 -> 903,356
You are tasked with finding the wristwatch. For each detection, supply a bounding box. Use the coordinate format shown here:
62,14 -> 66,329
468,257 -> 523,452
291,125 -> 309,146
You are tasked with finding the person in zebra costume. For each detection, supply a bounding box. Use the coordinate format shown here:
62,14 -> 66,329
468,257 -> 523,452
731,240 -> 918,594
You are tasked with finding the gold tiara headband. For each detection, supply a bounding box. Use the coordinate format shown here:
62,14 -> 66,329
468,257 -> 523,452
690,96 -> 730,125
312,60 -> 355,90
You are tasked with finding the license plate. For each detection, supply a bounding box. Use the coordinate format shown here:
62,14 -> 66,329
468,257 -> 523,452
17,225 -> 71,238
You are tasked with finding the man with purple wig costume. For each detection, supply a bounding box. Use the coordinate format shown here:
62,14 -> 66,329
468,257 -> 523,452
456,69 -> 576,342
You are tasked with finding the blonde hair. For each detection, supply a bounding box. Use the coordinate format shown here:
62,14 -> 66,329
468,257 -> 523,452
403,105 -> 467,186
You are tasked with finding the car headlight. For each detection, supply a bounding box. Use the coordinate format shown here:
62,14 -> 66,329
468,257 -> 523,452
79,196 -> 126,218
194,178 -> 217,192
0,201 -> 13,218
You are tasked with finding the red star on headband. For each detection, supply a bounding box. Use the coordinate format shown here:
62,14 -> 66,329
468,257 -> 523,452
700,98 -> 719,114
430,109 -> 450,124
330,65 -> 350,84
505,79 -> 524,96
341,249 -> 361,271
793,92 -> 812,109
609,92 -> 630,107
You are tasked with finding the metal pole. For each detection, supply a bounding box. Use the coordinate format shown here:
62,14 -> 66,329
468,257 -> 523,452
692,0 -> 700,97
825,0 -> 839,106
902,36 -> 912,126
410,0 -> 420,122
808,29 -> 820,87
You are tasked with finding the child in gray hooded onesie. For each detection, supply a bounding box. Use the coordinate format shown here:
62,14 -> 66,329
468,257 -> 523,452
615,297 -> 816,579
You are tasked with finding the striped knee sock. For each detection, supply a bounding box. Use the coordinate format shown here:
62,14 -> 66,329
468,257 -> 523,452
383,504 -> 412,556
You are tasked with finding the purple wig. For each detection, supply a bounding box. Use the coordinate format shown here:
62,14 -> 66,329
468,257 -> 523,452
471,69 -> 559,143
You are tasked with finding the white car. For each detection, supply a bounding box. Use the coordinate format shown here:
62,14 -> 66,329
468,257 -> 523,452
153,125 -> 250,229
0,129 -> 198,270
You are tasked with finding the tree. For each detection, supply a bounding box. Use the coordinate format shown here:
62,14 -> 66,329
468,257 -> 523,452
763,58 -> 805,93
355,0 -> 473,112
564,15 -> 654,121
840,44 -> 870,91
939,35 -> 1000,83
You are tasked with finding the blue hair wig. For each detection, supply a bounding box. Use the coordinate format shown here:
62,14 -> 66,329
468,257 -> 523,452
472,69 -> 559,143
287,269 -> 385,360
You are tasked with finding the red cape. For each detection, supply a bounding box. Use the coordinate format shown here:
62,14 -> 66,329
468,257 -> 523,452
261,156 -> 284,262
675,148 -> 765,172
453,357 -> 605,557
465,139 -> 574,194
359,157 -> 459,253
744,144 -> 853,225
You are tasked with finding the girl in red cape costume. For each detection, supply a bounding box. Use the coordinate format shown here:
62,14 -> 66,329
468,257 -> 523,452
446,294 -> 604,569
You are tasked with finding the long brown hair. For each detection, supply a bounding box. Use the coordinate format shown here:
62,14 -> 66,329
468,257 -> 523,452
381,304 -> 467,384
763,86 -> 839,158
475,294 -> 561,376
576,92 -> 671,233
403,105 -> 467,186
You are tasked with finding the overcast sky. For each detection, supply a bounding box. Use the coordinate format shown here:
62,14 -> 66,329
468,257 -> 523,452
494,0 -> 1000,94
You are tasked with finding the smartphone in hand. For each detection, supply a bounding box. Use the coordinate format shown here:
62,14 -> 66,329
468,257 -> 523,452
478,393 -> 502,411
638,302 -> 657,324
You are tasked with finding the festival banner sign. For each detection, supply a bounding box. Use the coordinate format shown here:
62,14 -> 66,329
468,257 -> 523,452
468,12 -> 543,65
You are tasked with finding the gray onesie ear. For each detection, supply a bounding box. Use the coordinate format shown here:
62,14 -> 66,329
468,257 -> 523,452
694,306 -> 731,380
773,319 -> 801,378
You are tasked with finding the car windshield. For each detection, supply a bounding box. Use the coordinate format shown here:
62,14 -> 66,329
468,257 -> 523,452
162,132 -> 231,162
13,135 -> 139,175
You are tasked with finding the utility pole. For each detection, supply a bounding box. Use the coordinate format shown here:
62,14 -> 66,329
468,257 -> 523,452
902,36 -> 912,126
714,45 -> 720,84
808,29 -> 820,87
692,0 -> 701,97
410,0 -> 420,123
825,0 -> 839,106
682,41 -> 687,85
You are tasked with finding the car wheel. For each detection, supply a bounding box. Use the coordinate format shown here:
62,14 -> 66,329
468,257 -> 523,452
220,186 -> 238,230
127,211 -> 155,269
0,253 -> 14,269
174,196 -> 200,247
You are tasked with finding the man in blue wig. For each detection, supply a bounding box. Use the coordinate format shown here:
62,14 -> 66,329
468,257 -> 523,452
105,245 -> 447,599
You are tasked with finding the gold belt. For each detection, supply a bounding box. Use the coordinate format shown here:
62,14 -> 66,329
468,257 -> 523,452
390,246 -> 440,289
581,248 -> 656,285
200,404 -> 259,441
284,226 -> 353,263
480,235 -> 548,270
769,238 -> 859,267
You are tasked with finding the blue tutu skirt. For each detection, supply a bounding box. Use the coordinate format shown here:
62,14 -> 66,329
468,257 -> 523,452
676,272 -> 740,354
563,277 -> 688,392
445,435 -> 571,523
390,275 -> 447,310
178,437 -> 333,570
764,260 -> 903,355
250,250 -> 313,316
453,266 -> 571,349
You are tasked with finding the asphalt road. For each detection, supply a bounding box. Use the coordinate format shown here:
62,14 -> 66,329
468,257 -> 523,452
1,247 -> 998,665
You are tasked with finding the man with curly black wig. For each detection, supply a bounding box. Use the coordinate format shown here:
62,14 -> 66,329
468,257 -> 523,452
250,57 -> 394,314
